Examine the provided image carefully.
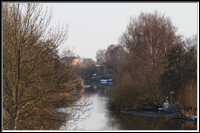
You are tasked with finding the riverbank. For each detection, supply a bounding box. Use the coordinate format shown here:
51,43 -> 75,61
120,110 -> 180,118
120,110 -> 197,123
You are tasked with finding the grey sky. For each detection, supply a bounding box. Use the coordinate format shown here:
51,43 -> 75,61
42,2 -> 198,61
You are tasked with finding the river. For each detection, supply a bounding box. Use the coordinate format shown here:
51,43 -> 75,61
57,82 -> 197,130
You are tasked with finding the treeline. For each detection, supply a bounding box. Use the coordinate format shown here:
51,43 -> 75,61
97,11 -> 197,117
78,58 -> 98,81
3,3 -> 89,130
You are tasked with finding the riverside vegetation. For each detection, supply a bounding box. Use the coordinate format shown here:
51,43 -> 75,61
96,11 -> 197,120
3,3 -> 90,130
3,4 -> 197,130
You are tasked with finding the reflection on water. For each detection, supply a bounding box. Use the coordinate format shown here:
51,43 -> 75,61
59,82 -> 197,130
106,112 -> 197,130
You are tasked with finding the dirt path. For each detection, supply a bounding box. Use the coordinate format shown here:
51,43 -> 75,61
120,110 -> 180,118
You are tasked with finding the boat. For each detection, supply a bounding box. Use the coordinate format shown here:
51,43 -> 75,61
107,79 -> 113,82
84,85 -> 92,88
100,79 -> 107,83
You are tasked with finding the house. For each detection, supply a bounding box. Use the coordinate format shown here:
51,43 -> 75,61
72,59 -> 81,66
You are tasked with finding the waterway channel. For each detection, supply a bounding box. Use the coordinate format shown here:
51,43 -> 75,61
58,82 -> 197,130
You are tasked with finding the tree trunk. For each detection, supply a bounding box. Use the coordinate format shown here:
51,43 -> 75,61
10,115 -> 15,130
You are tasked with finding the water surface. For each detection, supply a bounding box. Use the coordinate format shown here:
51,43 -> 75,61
59,82 -> 197,130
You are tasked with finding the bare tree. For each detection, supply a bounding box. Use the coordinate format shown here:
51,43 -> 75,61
105,44 -> 125,76
107,11 -> 183,110
96,44 -> 125,77
119,11 -> 182,69
3,3 -> 89,130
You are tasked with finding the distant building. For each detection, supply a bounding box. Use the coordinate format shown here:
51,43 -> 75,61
72,59 -> 81,66
60,56 -> 86,68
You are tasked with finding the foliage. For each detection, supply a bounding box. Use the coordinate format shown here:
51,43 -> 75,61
178,79 -> 197,116
163,37 -> 197,115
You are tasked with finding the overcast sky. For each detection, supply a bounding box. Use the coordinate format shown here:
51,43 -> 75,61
41,2 -> 198,61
